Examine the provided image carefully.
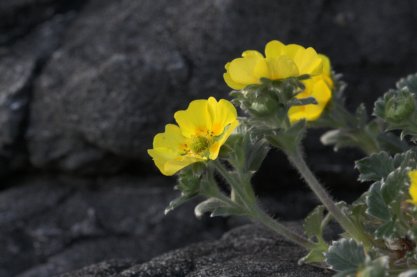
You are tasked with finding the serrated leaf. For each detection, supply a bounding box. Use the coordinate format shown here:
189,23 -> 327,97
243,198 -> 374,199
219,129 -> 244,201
304,205 -> 326,240
393,148 -> 417,169
298,243 -> 328,265
366,182 -> 391,221
325,238 -> 366,272
397,73 -> 417,93
374,220 -> 396,239
381,168 -> 406,204
355,152 -> 394,182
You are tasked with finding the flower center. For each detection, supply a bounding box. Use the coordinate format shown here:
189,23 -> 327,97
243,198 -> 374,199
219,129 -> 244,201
190,136 -> 210,155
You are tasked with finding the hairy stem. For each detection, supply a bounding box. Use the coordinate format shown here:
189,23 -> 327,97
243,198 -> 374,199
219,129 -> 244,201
212,160 -> 315,249
285,147 -> 372,248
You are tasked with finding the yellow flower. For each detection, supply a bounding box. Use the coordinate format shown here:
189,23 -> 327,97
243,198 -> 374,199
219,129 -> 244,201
148,97 -> 239,176
223,40 -> 333,122
408,170 -> 417,205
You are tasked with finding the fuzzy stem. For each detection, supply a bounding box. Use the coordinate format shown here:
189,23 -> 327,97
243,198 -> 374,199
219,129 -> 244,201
285,147 -> 372,248
212,160 -> 315,249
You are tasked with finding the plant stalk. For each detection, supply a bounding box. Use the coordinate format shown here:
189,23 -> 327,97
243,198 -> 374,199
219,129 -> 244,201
285,147 -> 372,248
212,160 -> 315,249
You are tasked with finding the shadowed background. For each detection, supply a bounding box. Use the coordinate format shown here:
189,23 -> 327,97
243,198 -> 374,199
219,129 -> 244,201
0,0 -> 416,276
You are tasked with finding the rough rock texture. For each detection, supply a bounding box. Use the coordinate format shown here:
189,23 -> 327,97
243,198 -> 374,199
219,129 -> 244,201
26,0 -> 417,175
0,3 -> 84,177
0,176 -> 230,277
0,0 -> 84,45
62,225 -> 332,277
0,173 -> 335,277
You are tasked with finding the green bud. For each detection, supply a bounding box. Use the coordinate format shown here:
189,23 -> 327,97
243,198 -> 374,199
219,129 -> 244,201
384,89 -> 415,122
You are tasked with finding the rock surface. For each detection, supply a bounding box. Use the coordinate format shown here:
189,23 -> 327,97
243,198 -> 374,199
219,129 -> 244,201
62,224 -> 332,277
0,176 -> 230,277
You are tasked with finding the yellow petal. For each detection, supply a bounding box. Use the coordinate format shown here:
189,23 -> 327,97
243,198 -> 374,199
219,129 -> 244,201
288,79 -> 331,122
174,99 -> 211,137
207,97 -> 239,136
285,44 -> 323,75
264,40 -> 286,58
153,124 -> 185,149
242,50 -> 264,59
223,72 -> 245,90
209,119 -> 239,160
266,55 -> 299,79
228,53 -> 269,85
319,54 -> 334,88
148,148 -> 202,176
148,124 -> 203,176
408,170 -> 417,204
320,54 -> 331,76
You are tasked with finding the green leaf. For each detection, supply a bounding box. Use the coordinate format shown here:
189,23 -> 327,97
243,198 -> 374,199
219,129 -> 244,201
325,238 -> 366,272
374,220 -> 396,239
393,148 -> 417,169
366,182 -> 391,221
303,205 -> 326,240
298,242 -> 328,265
355,152 -> 394,182
381,168 -> 406,204
194,198 -> 228,218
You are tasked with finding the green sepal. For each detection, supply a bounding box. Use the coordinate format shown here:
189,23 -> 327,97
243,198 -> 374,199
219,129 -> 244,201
266,120 -> 306,152
222,125 -> 270,176
165,164 -> 206,214
288,96 -> 317,106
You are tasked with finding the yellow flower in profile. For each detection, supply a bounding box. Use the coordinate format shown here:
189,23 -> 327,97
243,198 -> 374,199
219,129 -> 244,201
407,170 -> 417,205
223,40 -> 333,122
148,97 -> 239,176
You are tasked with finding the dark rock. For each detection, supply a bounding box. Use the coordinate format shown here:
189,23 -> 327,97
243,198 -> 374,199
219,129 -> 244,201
0,0 -> 85,45
0,176 -> 229,277
59,260 -> 135,277
0,13 -> 83,177
0,52 -> 35,175
62,224 -> 332,277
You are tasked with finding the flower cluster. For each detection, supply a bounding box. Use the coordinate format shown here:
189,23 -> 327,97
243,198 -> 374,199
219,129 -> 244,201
224,40 -> 333,122
146,39 -> 417,277
149,40 -> 334,175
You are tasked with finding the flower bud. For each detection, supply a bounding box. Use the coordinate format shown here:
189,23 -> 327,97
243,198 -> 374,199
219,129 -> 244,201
384,89 -> 415,122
